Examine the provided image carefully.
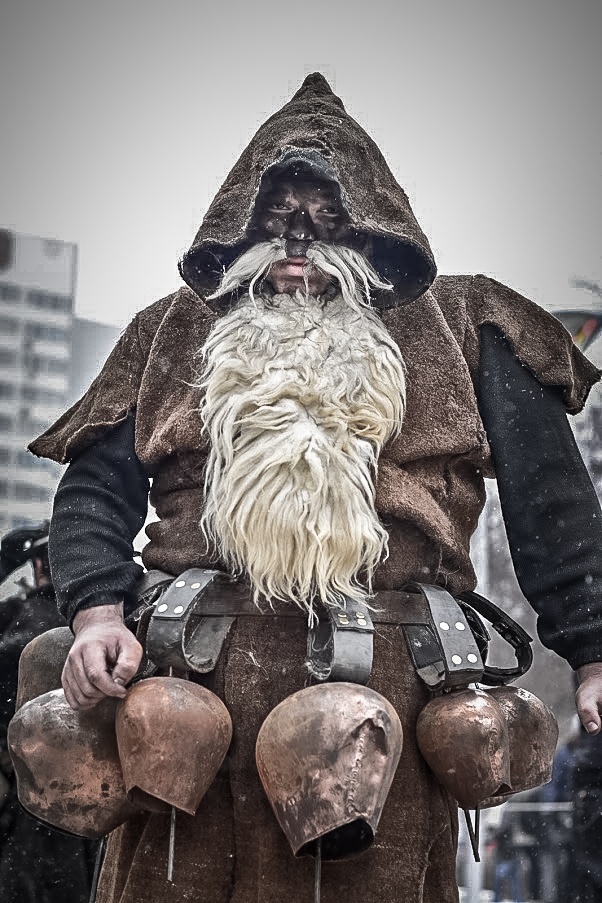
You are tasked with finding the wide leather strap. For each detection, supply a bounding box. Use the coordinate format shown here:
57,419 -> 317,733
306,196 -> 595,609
403,583 -> 485,689
306,598 -> 375,685
145,569 -> 240,673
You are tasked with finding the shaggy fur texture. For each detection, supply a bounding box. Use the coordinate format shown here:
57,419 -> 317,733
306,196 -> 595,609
198,248 -> 406,618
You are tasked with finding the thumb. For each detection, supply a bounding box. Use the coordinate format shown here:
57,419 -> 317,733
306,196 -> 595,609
110,636 -> 143,687
578,699 -> 601,735
576,684 -> 602,734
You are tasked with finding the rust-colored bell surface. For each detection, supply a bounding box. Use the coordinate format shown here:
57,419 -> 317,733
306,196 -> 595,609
416,687 -> 511,810
8,689 -> 137,838
255,682 -> 403,860
15,626 -> 73,710
115,677 -> 232,816
480,685 -> 558,806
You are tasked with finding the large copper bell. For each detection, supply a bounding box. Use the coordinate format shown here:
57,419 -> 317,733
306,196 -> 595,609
8,689 -> 137,838
480,685 -> 558,807
115,677 -> 232,816
416,687 -> 512,810
256,682 -> 403,860
16,626 -> 74,708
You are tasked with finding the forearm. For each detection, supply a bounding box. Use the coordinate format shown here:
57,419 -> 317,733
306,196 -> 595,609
72,601 -> 126,633
477,324 -> 602,669
49,412 -> 149,627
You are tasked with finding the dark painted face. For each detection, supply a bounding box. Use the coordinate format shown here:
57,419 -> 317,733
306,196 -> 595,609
249,171 -> 357,295
251,175 -> 352,245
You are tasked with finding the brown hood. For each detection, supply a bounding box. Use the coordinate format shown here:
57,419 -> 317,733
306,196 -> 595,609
179,73 -> 436,310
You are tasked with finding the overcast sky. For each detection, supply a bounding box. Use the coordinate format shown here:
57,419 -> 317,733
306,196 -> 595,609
1,0 -> 600,327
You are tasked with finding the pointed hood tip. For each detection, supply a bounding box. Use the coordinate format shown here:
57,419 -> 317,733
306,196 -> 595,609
292,72 -> 345,109
299,72 -> 334,91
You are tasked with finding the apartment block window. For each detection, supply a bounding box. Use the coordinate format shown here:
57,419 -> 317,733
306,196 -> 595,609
18,408 -> 52,435
25,355 -> 69,378
0,316 -> 20,335
0,349 -> 17,367
14,482 -> 52,503
0,447 -> 10,465
15,451 -> 56,473
0,414 -> 13,431
0,284 -> 21,303
26,290 -> 71,313
0,382 -> 15,400
0,481 -> 9,498
25,322 -> 70,343
20,385 -> 65,405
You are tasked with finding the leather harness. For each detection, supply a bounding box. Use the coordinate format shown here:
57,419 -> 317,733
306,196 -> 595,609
129,569 -> 533,689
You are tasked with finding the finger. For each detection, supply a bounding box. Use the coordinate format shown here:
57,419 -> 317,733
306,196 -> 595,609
576,688 -> 602,734
63,681 -> 104,711
69,644 -> 125,699
65,643 -> 127,703
62,667 -> 106,711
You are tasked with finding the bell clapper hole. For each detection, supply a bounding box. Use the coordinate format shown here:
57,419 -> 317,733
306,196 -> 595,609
167,806 -> 176,882
314,836 -> 322,903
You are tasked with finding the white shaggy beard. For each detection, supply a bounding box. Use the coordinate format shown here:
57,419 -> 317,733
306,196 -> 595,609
199,267 -> 405,619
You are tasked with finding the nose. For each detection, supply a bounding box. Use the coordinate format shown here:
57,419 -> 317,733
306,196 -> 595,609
285,208 -> 316,241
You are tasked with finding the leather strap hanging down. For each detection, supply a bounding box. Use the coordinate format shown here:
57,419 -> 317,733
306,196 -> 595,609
306,597 -> 375,685
403,583 -> 485,689
145,569 -> 242,673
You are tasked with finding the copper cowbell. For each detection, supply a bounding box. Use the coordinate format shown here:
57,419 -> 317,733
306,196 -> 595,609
256,682 -> 403,860
481,685 -> 558,807
416,687 -> 512,809
8,689 -> 137,838
115,676 -> 232,815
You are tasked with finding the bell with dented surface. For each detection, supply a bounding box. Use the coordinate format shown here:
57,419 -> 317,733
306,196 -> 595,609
115,677 -> 232,815
8,689 -> 137,838
480,685 -> 558,807
256,682 -> 403,860
416,687 -> 512,810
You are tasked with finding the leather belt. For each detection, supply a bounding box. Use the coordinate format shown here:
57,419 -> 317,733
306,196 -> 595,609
141,571 -> 430,622
136,571 -> 530,691
140,569 -> 433,679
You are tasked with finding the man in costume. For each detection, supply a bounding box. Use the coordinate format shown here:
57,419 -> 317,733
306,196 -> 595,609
29,74 -> 602,902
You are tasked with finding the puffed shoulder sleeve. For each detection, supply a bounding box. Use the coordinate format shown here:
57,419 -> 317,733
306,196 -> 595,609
462,274 -> 601,414
28,293 -> 176,464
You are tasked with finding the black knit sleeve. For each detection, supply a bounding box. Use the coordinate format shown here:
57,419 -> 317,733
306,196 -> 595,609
477,324 -> 602,670
49,412 -> 149,627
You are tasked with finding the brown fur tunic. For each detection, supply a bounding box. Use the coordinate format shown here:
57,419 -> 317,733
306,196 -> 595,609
29,74 -> 599,902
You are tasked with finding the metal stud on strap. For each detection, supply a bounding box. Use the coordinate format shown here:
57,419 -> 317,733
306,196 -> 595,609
306,597 -> 374,684
146,569 -> 236,673
403,583 -> 484,689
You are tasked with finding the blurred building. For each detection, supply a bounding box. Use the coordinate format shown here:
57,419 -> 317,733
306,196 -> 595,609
0,228 -> 119,534
69,317 -> 120,403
